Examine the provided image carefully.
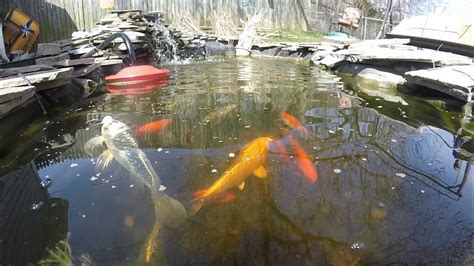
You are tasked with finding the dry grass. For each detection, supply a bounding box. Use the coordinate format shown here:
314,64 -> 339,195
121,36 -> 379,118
171,11 -> 204,34
210,9 -> 239,38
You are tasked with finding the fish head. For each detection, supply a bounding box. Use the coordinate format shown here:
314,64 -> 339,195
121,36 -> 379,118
101,116 -> 114,126
101,116 -> 129,138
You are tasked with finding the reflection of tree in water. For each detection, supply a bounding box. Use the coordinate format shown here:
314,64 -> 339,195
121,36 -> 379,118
2,58 -> 472,264
175,106 -> 472,265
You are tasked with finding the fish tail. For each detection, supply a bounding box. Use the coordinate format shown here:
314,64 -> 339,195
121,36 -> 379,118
190,199 -> 205,215
140,222 -> 161,263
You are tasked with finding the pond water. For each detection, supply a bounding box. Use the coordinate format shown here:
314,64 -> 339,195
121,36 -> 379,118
0,58 -> 473,265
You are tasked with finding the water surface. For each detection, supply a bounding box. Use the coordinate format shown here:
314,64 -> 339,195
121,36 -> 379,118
0,58 -> 473,265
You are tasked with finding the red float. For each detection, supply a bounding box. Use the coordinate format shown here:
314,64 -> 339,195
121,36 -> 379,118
105,65 -> 170,95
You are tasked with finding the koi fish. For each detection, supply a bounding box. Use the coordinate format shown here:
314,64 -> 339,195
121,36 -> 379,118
201,104 -> 237,124
84,116 -> 187,262
192,137 -> 273,212
135,118 -> 172,135
268,132 -> 290,163
280,112 -> 309,136
288,135 -> 318,182
193,190 -> 238,203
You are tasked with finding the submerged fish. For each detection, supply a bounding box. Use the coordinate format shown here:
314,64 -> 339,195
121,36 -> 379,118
84,116 -> 187,263
201,104 -> 237,124
192,137 -> 273,212
135,118 -> 172,135
288,136 -> 318,182
280,111 -> 310,136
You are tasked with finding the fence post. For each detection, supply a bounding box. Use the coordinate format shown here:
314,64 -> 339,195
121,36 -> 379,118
363,17 -> 367,40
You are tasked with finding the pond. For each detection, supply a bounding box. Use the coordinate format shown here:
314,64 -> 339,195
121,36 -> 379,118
0,58 -> 473,265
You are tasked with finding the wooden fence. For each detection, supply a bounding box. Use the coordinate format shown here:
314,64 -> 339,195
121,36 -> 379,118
0,0 -> 314,42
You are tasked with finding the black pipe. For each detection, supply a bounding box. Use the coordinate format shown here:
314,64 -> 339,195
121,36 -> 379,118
80,32 -> 137,65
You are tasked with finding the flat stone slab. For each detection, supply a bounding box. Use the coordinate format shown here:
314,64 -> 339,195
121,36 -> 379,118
0,87 -> 35,117
35,52 -> 70,66
72,63 -> 100,78
37,43 -> 61,56
405,65 -> 474,101
331,47 -> 472,66
95,59 -> 124,66
0,85 -> 35,103
0,65 -> 54,78
348,38 -> 411,49
0,67 -> 73,89
54,58 -> 96,67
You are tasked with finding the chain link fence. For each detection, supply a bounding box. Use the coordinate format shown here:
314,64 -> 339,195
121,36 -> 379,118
308,11 -> 392,40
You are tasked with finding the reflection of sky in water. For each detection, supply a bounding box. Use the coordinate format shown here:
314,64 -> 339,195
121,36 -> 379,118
0,58 -> 473,265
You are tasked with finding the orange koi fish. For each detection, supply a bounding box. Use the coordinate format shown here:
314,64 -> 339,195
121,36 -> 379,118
192,137 -> 273,212
280,112 -> 309,136
273,139 -> 290,163
135,118 -> 172,135
288,135 -> 318,182
193,190 -> 238,204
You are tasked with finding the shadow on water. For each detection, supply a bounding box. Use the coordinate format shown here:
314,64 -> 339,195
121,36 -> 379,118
0,58 -> 472,265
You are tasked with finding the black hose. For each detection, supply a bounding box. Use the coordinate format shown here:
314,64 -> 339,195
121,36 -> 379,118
80,32 -> 137,65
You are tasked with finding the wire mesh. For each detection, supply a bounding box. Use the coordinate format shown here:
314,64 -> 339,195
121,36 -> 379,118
308,11 -> 391,40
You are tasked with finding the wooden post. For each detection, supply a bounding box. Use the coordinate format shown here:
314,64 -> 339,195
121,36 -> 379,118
295,0 -> 311,31
363,17 -> 367,40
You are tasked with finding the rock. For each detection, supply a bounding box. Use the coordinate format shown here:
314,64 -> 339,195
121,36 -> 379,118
0,67 -> 73,89
0,86 -> 35,117
0,65 -> 54,78
72,63 -> 101,78
204,41 -> 235,57
37,43 -> 62,56
335,62 -> 406,85
0,85 -> 35,103
53,58 -> 96,67
72,78 -> 98,98
35,52 -> 70,66
11,52 -> 34,62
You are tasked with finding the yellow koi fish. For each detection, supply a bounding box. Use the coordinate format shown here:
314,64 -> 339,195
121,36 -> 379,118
192,137 -> 273,212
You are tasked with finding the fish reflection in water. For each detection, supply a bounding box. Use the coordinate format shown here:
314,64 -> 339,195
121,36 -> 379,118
201,104 -> 237,125
278,112 -> 319,182
192,137 -> 273,213
84,116 -> 187,263
135,118 -> 173,136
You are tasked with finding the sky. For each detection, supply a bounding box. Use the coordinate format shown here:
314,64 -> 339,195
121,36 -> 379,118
434,0 -> 473,23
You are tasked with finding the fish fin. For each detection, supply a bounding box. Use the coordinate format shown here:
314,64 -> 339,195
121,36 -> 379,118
238,182 -> 245,191
253,165 -> 267,179
154,194 -> 188,229
84,136 -> 105,156
190,199 -> 205,215
193,189 -> 207,198
96,150 -> 114,171
137,150 -> 158,189
218,192 -> 237,203
140,222 -> 161,263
